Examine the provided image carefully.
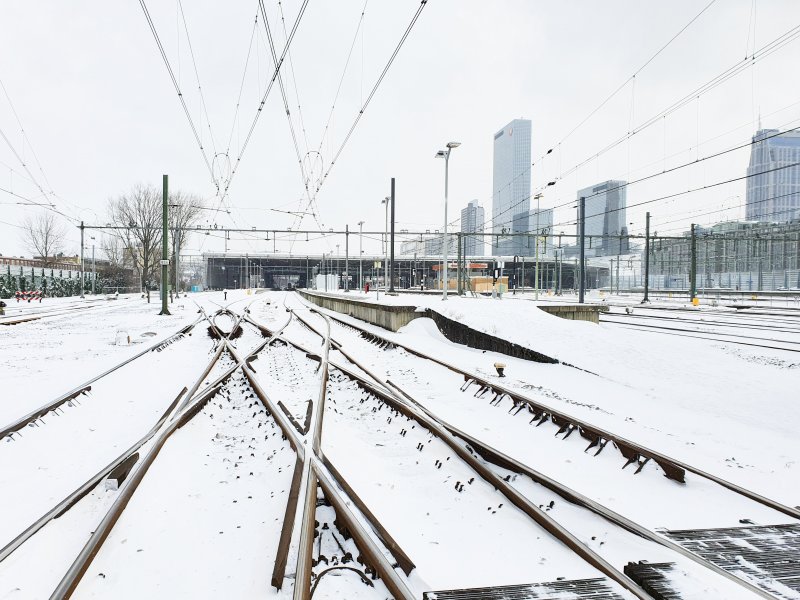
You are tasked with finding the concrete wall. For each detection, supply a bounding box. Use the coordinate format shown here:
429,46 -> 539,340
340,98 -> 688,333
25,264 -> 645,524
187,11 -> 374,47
298,290 -> 560,364
537,303 -> 608,323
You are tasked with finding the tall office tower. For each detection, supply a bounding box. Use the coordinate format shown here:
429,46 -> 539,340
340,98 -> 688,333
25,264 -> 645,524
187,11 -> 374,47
576,180 -> 628,257
492,119 -> 531,256
460,200 -> 485,256
746,128 -> 800,222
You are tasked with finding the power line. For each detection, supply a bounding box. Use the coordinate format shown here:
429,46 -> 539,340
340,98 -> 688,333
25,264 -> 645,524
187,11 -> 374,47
138,0 -> 216,187
217,0 -> 310,206
178,0 -> 218,159
475,20 -> 800,235
313,0 -> 428,197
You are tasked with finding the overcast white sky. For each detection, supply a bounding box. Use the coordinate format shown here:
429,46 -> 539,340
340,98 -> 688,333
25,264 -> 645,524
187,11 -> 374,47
2,0 -> 800,259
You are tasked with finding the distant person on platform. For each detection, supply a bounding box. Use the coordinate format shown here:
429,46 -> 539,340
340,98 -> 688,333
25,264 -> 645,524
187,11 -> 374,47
224,289 -> 228,300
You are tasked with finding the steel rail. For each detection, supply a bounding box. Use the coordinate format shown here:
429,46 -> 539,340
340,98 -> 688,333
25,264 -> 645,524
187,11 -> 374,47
277,322 -> 650,600
293,310 -> 330,600
230,313 -> 416,600
0,299 -> 114,326
48,306 -> 265,598
305,299 -> 800,520
0,316 -> 202,440
600,315 -> 800,344
602,310 -> 800,334
383,380 -> 781,600
288,309 -> 787,600
48,349 -> 231,599
0,387 -> 188,564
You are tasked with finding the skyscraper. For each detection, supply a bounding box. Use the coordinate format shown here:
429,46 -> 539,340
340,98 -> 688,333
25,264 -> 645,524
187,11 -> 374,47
576,180 -> 628,257
460,200 -> 485,256
492,119 -> 531,256
746,128 -> 800,222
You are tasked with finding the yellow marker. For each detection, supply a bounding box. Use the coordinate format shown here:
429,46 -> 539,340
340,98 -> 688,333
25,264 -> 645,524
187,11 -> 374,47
692,297 -> 699,306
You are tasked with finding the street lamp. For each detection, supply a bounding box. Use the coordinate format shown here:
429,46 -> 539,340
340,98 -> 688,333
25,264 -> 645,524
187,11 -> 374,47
90,236 -> 96,295
357,220 -> 365,291
381,196 -> 390,290
435,141 -> 460,300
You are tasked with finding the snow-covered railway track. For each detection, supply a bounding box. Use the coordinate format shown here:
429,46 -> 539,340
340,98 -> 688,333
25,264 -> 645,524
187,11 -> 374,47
0,298 -> 123,326
286,296 -> 800,599
0,308 -> 272,597
599,314 -> 800,353
0,316 -> 202,441
604,308 -> 800,334
256,307 -> 644,599
230,314 -> 419,600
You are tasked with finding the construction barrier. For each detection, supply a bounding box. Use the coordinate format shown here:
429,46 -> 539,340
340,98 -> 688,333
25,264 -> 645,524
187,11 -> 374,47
15,290 -> 43,303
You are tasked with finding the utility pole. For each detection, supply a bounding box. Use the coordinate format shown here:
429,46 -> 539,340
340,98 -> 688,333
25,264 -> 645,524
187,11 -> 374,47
345,225 -> 350,292
91,238 -> 96,295
521,256 -> 525,295
534,193 -> 542,300
357,220 -> 364,291
643,211 -> 650,303
579,196 -> 586,304
616,256 -> 620,294
689,223 -> 697,303
457,233 -> 462,294
610,258 -> 614,294
389,178 -> 396,293
80,221 -> 85,299
159,175 -> 171,315
174,228 -> 180,295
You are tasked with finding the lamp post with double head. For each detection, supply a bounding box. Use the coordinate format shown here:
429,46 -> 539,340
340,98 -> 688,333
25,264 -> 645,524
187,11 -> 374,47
435,141 -> 461,300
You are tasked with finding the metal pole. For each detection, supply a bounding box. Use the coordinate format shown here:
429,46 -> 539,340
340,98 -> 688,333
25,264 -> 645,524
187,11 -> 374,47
610,258 -> 614,294
174,228 -> 180,294
535,194 -> 540,300
384,199 -> 389,291
521,256 -> 525,295
159,175 -> 170,315
91,242 -> 96,295
80,221 -> 85,299
690,223 -> 697,302
443,151 -> 450,300
457,233 -> 462,295
643,211 -> 650,303
345,225 -> 350,292
389,178 -> 396,293
358,220 -> 364,291
616,255 -> 620,294
579,196 -> 586,303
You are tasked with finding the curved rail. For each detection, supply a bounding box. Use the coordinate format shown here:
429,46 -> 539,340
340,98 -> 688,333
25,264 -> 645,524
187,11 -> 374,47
290,301 -> 791,600
302,297 -> 800,521
278,309 -> 652,600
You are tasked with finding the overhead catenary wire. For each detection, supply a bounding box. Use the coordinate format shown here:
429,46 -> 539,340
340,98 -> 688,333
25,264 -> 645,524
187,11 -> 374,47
177,0 -> 218,159
217,0 -> 310,209
312,0 -> 427,197
138,0 -> 216,188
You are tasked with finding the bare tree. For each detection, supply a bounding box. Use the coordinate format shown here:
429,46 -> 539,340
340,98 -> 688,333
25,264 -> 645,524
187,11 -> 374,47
101,235 -> 127,269
20,212 -> 68,267
107,184 -> 162,292
168,191 -> 203,277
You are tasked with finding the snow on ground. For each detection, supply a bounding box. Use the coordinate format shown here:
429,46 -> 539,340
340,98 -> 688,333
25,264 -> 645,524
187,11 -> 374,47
0,293 -> 221,424
322,368 -> 619,593
2,288 -> 797,598
0,327 -> 216,548
299,291 -> 799,508
72,365 -> 296,600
